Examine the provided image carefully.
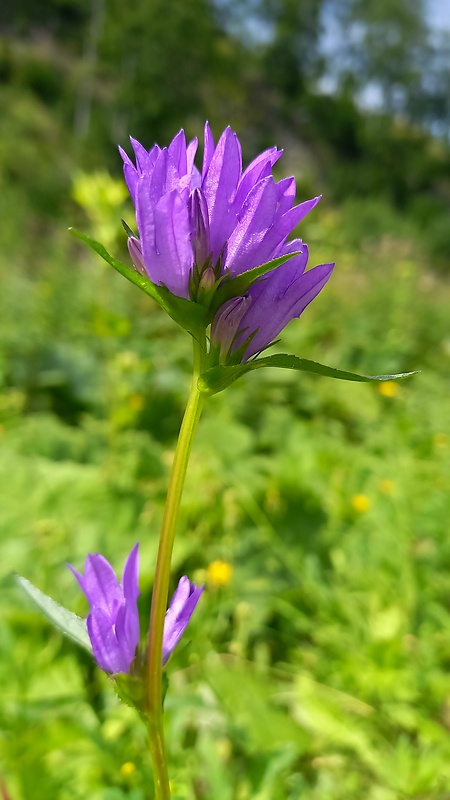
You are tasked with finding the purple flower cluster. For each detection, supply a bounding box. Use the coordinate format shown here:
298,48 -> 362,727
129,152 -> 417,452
69,545 -> 203,675
120,124 -> 334,361
211,243 -> 332,360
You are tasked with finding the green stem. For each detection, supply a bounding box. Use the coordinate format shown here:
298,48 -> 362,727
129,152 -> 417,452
146,339 -> 206,799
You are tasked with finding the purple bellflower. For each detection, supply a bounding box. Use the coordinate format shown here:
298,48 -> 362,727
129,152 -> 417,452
120,123 -> 328,301
120,123 -> 334,363
69,544 -> 203,675
211,243 -> 333,361
68,543 -> 140,674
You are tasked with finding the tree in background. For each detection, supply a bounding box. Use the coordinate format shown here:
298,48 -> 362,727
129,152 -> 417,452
333,0 -> 427,115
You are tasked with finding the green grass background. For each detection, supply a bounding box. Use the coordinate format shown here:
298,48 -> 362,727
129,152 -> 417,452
1,92 -> 450,799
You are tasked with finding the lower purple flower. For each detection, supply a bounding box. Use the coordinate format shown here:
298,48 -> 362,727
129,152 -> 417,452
69,544 -> 140,674
69,545 -> 203,674
211,243 -> 334,362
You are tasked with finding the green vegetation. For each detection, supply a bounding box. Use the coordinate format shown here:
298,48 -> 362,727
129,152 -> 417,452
1,0 -> 450,796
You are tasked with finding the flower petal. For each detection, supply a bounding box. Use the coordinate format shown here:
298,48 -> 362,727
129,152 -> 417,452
202,126 -> 242,262
150,149 -> 182,204
234,147 -> 282,210
135,176 -> 157,273
279,195 -> 322,232
202,121 -> 215,180
235,195 -> 320,270
130,137 -> 156,173
66,564 -> 86,595
87,607 -> 130,674
81,554 -> 122,615
119,146 -> 139,206
186,137 -> 199,177
275,177 -> 296,215
224,177 -> 279,275
115,599 -> 139,667
152,189 -> 194,297
122,542 -> 140,603
168,130 -> 187,175
287,261 -> 334,320
189,188 -> 211,267
162,577 -> 204,664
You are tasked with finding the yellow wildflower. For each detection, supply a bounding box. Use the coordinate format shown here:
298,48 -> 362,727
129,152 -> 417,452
378,381 -> 399,398
207,559 -> 233,587
120,762 -> 136,778
352,494 -> 371,513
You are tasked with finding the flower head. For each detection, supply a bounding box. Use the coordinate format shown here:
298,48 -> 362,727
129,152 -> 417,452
206,559 -> 233,588
378,380 -> 400,398
69,546 -> 203,674
351,494 -> 371,513
120,123 -> 324,301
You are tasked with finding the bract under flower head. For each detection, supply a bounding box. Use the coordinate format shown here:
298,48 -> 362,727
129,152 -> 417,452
119,123 -> 321,300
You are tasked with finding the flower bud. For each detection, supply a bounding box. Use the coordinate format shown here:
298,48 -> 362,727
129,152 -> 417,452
162,577 -> 204,664
189,187 -> 211,268
196,266 -> 216,302
211,296 -> 252,358
127,237 -> 147,277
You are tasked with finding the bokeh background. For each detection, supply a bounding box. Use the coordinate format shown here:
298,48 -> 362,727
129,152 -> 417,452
1,1 -> 450,798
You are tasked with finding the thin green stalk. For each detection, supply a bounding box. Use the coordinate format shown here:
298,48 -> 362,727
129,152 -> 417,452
146,339 -> 206,799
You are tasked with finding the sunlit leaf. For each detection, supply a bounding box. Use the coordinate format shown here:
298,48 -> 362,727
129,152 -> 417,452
16,575 -> 92,652
69,228 -> 209,336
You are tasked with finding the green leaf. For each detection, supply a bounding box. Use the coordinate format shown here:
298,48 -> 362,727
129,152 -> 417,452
198,353 -> 417,395
69,228 -> 209,336
16,575 -> 92,653
211,251 -> 301,314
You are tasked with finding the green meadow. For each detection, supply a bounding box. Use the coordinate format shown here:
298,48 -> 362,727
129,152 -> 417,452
1,163 -> 449,797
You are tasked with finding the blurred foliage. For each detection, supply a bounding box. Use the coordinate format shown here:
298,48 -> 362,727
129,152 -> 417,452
2,0 -> 450,263
71,171 -> 128,250
1,0 -> 450,797
1,199 -> 449,797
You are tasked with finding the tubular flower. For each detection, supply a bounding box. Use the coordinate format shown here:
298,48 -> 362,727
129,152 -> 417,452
213,243 -> 334,362
119,123 -> 322,300
69,544 -> 140,674
69,545 -> 203,674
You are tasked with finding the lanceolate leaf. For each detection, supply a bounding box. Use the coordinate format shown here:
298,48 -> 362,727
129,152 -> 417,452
16,575 -> 92,653
198,354 -> 416,395
69,228 -> 209,336
211,251 -> 302,314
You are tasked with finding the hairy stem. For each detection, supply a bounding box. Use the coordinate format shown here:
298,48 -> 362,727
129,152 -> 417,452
146,339 -> 206,799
